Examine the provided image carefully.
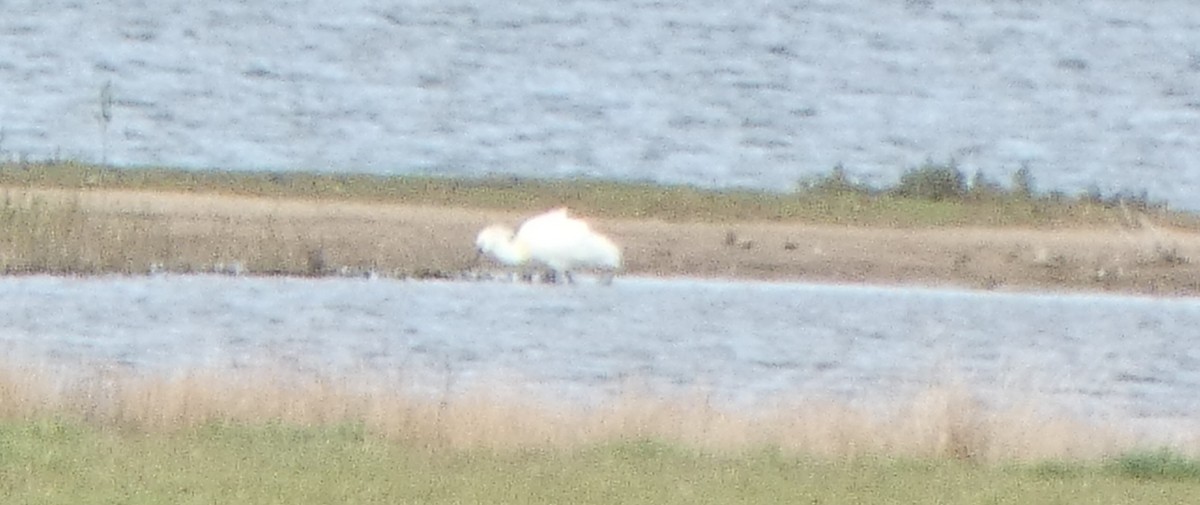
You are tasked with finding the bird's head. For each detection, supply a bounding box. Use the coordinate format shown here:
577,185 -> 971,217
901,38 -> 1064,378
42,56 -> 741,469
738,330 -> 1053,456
475,225 -> 529,265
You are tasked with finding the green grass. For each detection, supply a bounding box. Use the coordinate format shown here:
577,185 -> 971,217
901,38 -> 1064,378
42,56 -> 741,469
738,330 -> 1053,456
1,420 -> 1197,504
2,160 -> 1195,228
1107,448 -> 1200,481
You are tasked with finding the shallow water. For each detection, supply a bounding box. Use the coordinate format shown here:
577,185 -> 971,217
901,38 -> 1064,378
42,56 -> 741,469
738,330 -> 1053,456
2,1 -> 1200,207
1,274 -> 1197,438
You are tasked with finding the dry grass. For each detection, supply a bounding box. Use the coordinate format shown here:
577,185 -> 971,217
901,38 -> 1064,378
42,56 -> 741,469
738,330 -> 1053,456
0,187 -> 487,277
0,361 -> 1177,464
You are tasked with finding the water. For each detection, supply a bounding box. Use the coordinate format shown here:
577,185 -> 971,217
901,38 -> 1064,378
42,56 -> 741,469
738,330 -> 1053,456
2,1 -> 1200,207
1,274 -> 1197,438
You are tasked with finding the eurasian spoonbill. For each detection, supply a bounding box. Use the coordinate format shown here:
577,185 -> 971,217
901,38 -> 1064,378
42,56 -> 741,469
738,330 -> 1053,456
475,207 -> 622,284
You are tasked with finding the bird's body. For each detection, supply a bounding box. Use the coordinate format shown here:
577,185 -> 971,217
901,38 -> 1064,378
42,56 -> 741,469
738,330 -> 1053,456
475,207 -> 621,284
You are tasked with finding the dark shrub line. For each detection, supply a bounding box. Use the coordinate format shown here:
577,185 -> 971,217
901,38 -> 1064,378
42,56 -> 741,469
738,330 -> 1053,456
798,159 -> 1165,211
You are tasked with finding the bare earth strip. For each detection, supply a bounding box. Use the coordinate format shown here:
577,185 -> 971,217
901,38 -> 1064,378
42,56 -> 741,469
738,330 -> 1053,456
19,186 -> 1200,296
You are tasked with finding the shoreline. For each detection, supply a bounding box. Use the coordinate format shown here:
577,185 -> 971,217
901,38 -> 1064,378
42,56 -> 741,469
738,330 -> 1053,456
4,186 -> 1197,297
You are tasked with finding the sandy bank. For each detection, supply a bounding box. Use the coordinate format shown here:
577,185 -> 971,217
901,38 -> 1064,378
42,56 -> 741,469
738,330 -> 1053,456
12,187 -> 1200,296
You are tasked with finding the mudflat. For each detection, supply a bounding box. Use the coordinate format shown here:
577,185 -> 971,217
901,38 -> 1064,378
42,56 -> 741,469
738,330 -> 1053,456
20,187 -> 1200,296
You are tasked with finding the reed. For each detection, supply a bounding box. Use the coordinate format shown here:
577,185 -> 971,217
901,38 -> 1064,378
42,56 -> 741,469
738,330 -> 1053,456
0,191 -> 158,274
0,361 -> 1183,463
0,189 -> 462,278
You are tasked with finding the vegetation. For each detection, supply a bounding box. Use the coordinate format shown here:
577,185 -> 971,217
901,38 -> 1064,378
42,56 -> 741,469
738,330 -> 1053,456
2,421 -> 1199,504
0,190 -> 331,276
1107,448 -> 1200,481
0,160 -> 1191,290
0,160 -> 1192,500
0,364 -> 1197,503
0,192 -> 168,275
0,160 -> 1193,228
893,160 -> 968,201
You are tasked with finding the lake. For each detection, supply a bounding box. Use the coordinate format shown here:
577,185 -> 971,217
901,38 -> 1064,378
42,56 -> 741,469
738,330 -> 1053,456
1,274 -> 1196,442
2,0 -> 1199,207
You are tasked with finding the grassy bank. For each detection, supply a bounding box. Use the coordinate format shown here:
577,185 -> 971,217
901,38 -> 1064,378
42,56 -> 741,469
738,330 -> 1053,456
1,362 -> 1198,503
2,161 -> 1194,228
4,420 -> 1200,504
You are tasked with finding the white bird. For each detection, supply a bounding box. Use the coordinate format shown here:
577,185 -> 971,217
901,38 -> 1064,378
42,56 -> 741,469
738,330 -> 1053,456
475,207 -> 622,284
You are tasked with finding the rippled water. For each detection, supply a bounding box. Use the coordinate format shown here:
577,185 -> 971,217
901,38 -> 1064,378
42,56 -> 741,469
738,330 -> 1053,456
1,274 -> 1197,438
2,1 -> 1200,207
